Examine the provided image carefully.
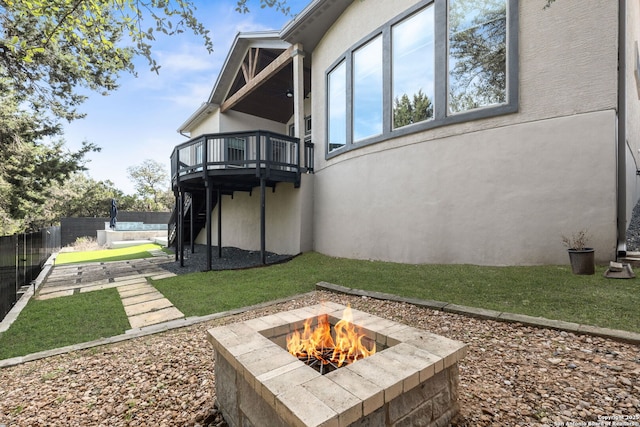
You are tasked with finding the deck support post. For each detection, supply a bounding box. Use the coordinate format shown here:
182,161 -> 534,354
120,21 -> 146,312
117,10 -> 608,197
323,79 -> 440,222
190,192 -> 195,254
218,188 -> 222,258
174,191 -> 179,262
260,177 -> 266,264
179,189 -> 184,267
206,180 -> 212,271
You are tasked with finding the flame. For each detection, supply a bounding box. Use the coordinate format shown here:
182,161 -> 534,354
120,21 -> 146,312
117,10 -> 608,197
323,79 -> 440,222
286,305 -> 376,368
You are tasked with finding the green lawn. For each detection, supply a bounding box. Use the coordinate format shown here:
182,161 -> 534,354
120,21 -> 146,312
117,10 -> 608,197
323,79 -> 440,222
55,243 -> 166,265
0,289 -> 129,360
1,251 -> 638,361
153,252 -> 640,333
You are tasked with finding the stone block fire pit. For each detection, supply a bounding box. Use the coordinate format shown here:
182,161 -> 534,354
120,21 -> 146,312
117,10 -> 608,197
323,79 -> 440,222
207,302 -> 467,427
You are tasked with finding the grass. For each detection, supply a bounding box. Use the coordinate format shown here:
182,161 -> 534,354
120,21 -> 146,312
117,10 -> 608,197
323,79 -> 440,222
1,250 -> 638,360
153,252 -> 640,333
55,243 -> 166,265
0,289 -> 129,360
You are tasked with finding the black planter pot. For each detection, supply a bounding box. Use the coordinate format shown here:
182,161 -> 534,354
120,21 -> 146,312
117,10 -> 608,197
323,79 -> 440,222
567,248 -> 595,275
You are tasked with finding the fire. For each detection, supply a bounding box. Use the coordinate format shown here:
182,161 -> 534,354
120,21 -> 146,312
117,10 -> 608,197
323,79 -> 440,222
286,305 -> 376,370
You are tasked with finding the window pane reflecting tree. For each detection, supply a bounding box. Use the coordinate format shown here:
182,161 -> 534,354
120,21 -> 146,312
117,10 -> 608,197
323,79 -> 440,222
328,61 -> 346,152
392,6 -> 435,129
448,0 -> 507,113
353,36 -> 383,141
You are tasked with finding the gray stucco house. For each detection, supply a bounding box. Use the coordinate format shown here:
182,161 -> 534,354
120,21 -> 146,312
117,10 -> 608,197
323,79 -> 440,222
170,0 -> 640,268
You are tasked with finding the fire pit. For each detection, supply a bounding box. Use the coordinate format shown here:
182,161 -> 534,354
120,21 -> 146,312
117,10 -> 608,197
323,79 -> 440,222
207,302 -> 467,427
286,305 -> 377,375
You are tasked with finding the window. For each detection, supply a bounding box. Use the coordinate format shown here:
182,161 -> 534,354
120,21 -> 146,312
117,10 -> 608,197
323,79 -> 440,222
448,0 -> 507,113
227,137 -> 246,167
328,61 -> 347,152
353,35 -> 383,141
289,116 -> 312,137
325,0 -> 516,157
392,6 -> 435,129
305,116 -> 312,136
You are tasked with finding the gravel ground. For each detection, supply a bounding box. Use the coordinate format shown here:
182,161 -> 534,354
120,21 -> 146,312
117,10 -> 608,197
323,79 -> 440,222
160,245 -> 294,275
627,201 -> 640,252
1,291 -> 638,427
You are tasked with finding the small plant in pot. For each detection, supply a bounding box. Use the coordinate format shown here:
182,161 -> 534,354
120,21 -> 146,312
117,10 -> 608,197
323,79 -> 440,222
561,229 -> 595,275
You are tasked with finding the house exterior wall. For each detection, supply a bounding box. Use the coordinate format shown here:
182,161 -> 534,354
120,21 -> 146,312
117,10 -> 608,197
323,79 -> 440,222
189,109 -> 221,136
309,0 -> 619,265
219,110 -> 287,134
195,174 -> 314,255
626,0 -> 640,223
188,109 -> 287,136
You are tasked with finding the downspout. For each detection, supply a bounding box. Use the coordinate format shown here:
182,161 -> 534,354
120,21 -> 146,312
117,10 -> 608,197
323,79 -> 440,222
616,0 -> 627,258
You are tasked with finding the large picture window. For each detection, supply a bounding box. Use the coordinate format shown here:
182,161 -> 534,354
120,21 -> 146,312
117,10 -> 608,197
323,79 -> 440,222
448,0 -> 507,113
353,35 -> 383,141
328,61 -> 347,153
325,0 -> 516,157
392,6 -> 435,129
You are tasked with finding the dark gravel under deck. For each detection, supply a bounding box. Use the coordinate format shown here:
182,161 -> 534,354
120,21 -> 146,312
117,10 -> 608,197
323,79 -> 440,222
161,245 -> 294,275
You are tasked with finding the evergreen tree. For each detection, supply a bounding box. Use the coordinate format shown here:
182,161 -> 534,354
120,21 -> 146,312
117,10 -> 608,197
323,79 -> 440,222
0,0 -> 288,233
448,0 -> 507,112
393,90 -> 433,128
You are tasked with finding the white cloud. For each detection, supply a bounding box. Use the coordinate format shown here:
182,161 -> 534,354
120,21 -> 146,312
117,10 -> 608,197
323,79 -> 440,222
60,0 -> 309,195
161,81 -> 214,109
154,44 -> 217,74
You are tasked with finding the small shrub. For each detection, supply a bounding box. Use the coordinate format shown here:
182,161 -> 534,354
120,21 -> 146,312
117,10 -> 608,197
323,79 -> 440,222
561,229 -> 590,251
70,236 -> 103,251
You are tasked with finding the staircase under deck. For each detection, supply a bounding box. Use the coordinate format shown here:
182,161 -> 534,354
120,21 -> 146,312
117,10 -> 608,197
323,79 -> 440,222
169,130 -> 306,270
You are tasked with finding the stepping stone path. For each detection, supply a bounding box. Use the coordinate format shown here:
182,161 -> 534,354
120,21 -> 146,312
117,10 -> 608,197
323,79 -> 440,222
37,252 -> 183,330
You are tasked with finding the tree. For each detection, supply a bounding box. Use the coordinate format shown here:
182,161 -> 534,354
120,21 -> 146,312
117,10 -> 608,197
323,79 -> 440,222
0,92 -> 99,234
0,0 -> 289,234
0,0 -> 290,124
448,0 -> 507,112
393,90 -> 433,128
44,173 -> 125,222
127,159 -> 170,211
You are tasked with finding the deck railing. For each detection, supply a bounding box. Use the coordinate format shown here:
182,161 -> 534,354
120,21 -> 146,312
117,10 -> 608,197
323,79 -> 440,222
171,130 -> 311,185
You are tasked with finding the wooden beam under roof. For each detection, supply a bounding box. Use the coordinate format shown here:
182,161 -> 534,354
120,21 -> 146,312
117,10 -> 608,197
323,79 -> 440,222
240,48 -> 260,83
221,45 -> 294,114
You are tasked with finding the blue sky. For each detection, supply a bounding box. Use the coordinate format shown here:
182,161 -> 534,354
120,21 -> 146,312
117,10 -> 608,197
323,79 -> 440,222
63,0 -> 308,195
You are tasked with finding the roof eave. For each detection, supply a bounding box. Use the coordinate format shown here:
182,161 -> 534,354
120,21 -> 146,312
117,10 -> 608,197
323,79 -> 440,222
177,102 -> 218,134
280,0 -> 352,51
207,31 -> 290,105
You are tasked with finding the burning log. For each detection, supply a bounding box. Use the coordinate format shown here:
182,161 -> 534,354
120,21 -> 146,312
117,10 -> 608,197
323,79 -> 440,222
286,305 -> 376,374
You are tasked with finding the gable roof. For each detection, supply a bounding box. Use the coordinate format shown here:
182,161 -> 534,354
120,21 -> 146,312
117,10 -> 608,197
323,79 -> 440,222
178,31 -> 290,133
178,0 -> 349,134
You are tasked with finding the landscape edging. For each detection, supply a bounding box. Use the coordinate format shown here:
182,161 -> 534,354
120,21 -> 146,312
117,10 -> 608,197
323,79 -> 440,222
315,281 -> 640,345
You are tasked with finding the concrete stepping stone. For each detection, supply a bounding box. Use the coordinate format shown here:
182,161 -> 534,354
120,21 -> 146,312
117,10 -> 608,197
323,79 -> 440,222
148,272 -> 176,280
127,306 -> 184,329
37,256 -> 184,329
37,289 -> 75,300
117,282 -> 185,328
120,291 -> 165,306
118,284 -> 158,299
79,282 -> 124,293
124,298 -> 174,317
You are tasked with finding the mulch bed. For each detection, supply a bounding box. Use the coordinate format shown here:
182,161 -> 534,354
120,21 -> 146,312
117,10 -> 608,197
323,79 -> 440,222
1,291 -> 638,426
